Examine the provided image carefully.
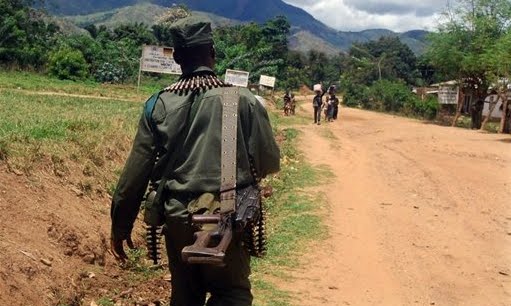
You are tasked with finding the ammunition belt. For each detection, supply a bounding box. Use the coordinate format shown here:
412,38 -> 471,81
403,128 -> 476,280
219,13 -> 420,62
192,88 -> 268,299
244,158 -> 267,257
165,73 -> 230,95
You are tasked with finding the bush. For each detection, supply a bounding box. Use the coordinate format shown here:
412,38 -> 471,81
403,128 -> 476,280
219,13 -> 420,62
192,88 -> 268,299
48,47 -> 88,81
403,96 -> 439,120
341,77 -> 370,107
369,80 -> 413,112
94,62 -> 128,84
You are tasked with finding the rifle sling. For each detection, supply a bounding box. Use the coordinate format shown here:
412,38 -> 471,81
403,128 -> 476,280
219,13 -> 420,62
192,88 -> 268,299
220,87 -> 239,214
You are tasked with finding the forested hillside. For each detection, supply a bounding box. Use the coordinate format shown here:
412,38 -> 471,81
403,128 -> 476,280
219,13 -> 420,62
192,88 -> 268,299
46,0 -> 430,54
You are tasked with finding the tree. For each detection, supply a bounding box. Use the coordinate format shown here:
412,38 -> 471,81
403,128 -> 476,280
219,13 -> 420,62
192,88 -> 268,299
0,0 -> 59,68
362,36 -> 418,84
48,46 -> 88,80
307,50 -> 329,85
484,31 -> 511,133
213,17 -> 289,86
261,15 -> 290,59
113,23 -> 156,46
426,0 -> 511,127
346,37 -> 418,86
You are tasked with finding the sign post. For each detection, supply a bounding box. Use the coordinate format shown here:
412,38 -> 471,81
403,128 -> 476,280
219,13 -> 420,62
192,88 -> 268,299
259,75 -> 276,88
259,75 -> 276,95
138,45 -> 182,90
438,86 -> 459,105
225,69 -> 250,88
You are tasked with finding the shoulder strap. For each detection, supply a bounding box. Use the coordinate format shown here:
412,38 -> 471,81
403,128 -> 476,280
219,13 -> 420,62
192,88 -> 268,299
220,87 -> 240,214
144,91 -> 163,132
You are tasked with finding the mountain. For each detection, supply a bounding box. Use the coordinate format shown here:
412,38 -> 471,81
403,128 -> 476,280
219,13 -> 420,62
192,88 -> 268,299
48,0 -> 430,54
65,3 -> 238,29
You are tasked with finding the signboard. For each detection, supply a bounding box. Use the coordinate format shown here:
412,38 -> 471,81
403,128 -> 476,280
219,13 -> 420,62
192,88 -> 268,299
141,45 -> 181,75
438,86 -> 459,105
225,69 -> 250,88
259,75 -> 276,88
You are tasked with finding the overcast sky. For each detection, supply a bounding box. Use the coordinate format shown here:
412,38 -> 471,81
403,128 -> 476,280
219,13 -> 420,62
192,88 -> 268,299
283,0 -> 448,32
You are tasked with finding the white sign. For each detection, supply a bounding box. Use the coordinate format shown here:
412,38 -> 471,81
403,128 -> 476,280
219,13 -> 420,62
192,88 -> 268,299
141,45 -> 182,75
259,75 -> 276,88
225,69 -> 250,88
438,86 -> 459,105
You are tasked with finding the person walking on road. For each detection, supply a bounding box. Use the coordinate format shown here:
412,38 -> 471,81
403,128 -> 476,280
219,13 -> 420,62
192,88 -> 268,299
313,89 -> 326,125
110,16 -> 281,306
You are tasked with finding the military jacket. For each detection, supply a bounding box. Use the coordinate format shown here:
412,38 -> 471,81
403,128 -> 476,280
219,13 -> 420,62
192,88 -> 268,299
111,67 -> 280,240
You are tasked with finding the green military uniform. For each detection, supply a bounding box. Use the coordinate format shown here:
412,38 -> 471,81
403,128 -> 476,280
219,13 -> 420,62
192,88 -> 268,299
110,17 -> 280,306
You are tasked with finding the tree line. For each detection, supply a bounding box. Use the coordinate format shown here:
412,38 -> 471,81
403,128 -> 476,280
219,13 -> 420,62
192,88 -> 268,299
1,0 -> 510,132
0,1 -> 342,88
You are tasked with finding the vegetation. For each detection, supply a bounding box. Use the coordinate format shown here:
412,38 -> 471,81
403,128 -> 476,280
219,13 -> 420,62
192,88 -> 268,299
251,111 -> 329,306
338,0 -> 511,130
1,0 -> 509,134
0,68 -> 330,305
425,0 -> 511,130
340,37 -> 440,120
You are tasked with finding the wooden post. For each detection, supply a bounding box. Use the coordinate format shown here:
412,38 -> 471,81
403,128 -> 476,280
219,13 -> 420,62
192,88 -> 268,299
137,58 -> 142,93
452,86 -> 464,127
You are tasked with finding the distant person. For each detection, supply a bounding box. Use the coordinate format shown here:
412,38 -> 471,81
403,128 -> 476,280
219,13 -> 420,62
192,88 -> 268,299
499,100 -> 511,133
283,91 -> 292,116
471,99 -> 484,129
330,93 -> 340,120
313,88 -> 326,125
327,93 -> 339,122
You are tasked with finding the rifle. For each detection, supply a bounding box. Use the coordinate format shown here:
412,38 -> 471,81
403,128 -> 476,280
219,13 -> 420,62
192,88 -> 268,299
181,185 -> 261,266
181,87 -> 266,267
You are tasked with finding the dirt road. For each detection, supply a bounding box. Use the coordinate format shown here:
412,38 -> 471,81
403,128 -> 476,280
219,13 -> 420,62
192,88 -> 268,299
286,102 -> 511,305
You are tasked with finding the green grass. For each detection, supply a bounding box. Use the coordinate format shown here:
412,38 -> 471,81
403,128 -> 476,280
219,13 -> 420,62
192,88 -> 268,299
454,115 -> 501,133
0,70 -> 177,101
251,121 -> 330,305
0,88 -> 141,192
269,102 -> 313,128
0,72 -> 331,305
97,297 -> 115,306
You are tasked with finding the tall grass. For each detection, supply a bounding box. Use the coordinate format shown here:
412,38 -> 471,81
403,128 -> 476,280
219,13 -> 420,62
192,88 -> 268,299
0,89 -> 141,194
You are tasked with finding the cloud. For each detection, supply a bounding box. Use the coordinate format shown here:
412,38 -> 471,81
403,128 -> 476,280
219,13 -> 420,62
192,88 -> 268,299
283,0 -> 447,32
343,0 -> 445,16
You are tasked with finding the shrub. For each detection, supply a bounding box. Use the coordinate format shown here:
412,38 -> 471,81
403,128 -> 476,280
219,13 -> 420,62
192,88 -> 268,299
94,62 -> 128,84
404,96 -> 439,120
369,80 -> 413,112
48,47 -> 88,81
341,77 -> 370,107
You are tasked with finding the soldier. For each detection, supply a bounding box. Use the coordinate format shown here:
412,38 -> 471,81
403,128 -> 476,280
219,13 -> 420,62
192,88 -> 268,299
110,16 -> 280,306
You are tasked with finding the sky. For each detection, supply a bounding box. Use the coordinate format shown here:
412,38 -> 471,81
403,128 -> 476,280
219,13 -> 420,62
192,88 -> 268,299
282,0 -> 448,32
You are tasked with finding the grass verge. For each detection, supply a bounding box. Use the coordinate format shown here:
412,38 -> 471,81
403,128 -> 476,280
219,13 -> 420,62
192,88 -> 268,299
0,72 -> 330,305
251,111 -> 330,306
0,70 -> 177,101
0,89 -> 141,195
